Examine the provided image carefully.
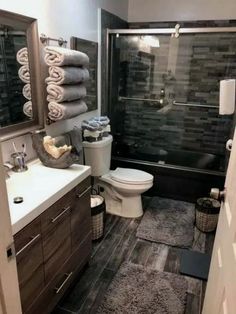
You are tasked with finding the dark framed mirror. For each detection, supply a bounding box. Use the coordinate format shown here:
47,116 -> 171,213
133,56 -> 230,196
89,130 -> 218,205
0,9 -> 44,141
70,36 -> 98,111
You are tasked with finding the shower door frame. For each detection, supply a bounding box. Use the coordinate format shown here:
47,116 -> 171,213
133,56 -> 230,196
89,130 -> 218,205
106,26 -> 236,171
106,26 -> 236,111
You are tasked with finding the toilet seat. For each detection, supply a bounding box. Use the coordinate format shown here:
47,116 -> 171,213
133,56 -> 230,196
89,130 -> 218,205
110,168 -> 153,185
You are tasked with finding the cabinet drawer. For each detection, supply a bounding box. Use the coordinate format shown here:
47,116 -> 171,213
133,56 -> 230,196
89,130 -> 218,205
75,176 -> 91,198
14,217 -> 41,256
26,233 -> 92,314
71,187 -> 91,249
42,215 -> 71,284
14,217 -> 44,313
41,190 -> 73,234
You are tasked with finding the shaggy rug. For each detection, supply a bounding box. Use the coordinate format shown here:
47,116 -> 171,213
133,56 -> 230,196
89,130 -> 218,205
136,197 -> 195,248
96,262 -> 188,314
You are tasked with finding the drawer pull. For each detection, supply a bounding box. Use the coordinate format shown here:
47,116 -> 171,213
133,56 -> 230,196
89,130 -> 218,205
54,272 -> 73,294
16,234 -> 40,256
76,186 -> 91,199
51,206 -> 71,223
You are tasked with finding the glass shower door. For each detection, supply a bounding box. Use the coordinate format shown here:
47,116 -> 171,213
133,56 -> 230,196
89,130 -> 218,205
108,31 -> 235,172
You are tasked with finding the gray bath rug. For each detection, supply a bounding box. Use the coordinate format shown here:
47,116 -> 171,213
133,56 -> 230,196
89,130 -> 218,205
137,197 -> 195,248
96,262 -> 187,314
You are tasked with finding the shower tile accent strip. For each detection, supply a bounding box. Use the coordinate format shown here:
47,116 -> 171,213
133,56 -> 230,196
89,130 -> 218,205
109,20 -> 235,167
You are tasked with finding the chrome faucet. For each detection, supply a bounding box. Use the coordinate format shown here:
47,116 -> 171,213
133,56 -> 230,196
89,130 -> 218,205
3,163 -> 11,179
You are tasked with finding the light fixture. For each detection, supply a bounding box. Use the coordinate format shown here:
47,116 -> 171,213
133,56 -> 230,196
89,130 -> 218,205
142,35 -> 160,48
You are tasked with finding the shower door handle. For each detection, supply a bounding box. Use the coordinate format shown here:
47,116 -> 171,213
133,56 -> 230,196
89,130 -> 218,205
226,139 -> 233,151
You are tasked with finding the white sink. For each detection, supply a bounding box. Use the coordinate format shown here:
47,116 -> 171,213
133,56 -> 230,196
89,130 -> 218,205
6,159 -> 91,235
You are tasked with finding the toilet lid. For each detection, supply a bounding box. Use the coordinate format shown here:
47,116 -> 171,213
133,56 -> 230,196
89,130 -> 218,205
111,168 -> 153,185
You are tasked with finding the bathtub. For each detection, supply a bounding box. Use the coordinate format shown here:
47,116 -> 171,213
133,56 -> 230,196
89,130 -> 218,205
111,149 -> 225,202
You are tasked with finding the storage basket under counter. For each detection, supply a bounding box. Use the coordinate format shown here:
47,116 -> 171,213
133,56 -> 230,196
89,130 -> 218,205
91,195 -> 106,241
195,197 -> 221,232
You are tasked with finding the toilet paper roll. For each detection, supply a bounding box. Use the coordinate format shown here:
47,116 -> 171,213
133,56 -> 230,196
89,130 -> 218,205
226,139 -> 233,151
219,79 -> 235,115
210,188 -> 220,200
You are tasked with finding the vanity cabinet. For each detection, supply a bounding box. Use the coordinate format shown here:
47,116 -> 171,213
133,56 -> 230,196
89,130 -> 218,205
13,176 -> 92,314
14,217 -> 44,313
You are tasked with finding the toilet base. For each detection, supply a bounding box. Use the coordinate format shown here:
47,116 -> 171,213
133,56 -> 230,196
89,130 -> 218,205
101,189 -> 143,218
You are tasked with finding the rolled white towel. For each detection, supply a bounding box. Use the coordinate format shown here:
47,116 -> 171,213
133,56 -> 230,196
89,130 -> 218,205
45,66 -> 89,85
23,101 -> 33,118
47,84 -> 86,102
18,65 -> 30,83
48,100 -> 88,121
16,47 -> 28,65
44,46 -> 89,67
83,129 -> 103,138
22,83 -> 31,100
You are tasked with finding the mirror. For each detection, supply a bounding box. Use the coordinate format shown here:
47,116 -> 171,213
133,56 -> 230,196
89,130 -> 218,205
71,37 -> 98,111
0,9 -> 44,141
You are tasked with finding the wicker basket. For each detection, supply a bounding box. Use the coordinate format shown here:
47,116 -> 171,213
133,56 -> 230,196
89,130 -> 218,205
195,197 -> 220,232
91,195 -> 106,241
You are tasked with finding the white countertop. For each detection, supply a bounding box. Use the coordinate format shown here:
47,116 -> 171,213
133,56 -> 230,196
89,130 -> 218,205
6,159 -> 91,235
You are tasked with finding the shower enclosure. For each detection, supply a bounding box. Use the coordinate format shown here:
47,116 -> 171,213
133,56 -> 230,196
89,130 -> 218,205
106,26 -> 236,200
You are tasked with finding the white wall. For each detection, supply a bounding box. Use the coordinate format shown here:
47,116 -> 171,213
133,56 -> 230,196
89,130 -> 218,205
128,0 -> 236,22
0,0 -> 128,162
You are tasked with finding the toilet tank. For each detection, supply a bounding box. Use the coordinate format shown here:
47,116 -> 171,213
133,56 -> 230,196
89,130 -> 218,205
82,135 -> 113,176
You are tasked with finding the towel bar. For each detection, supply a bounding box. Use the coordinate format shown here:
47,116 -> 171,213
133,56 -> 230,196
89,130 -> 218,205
173,101 -> 219,109
118,96 -> 219,109
40,33 -> 67,47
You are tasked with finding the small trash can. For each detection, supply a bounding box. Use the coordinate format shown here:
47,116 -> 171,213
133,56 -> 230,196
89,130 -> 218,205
91,195 -> 106,241
195,197 -> 221,232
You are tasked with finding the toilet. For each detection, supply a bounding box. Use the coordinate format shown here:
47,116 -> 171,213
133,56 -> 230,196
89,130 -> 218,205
82,135 -> 153,218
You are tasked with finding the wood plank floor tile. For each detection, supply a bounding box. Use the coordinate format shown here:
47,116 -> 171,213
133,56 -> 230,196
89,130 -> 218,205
59,232 -> 122,311
106,219 -> 140,272
77,268 -> 116,314
92,214 -> 119,257
192,227 -> 206,253
164,247 -> 182,274
146,243 -> 169,271
205,231 -> 215,255
184,293 -> 200,314
184,276 -> 202,296
129,239 -> 153,266
52,307 -> 75,314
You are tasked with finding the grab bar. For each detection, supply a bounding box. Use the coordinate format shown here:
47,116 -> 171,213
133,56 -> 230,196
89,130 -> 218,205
118,96 -> 219,109
118,96 -> 161,102
173,101 -> 219,109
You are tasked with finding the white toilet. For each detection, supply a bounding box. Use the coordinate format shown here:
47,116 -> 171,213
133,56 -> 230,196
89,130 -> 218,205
82,135 -> 153,218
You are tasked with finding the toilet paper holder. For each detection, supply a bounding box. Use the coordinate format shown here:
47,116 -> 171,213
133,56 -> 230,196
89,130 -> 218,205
226,139 -> 233,151
210,188 -> 226,201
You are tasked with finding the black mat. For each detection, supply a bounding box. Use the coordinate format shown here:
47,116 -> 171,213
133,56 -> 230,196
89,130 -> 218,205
180,250 -> 211,281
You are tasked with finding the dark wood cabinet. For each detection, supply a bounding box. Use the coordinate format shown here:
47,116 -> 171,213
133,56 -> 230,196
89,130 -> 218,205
71,177 -> 91,249
13,176 -> 92,314
14,217 -> 44,313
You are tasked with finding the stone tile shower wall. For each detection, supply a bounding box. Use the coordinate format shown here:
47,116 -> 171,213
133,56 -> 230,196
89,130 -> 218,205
110,22 -> 236,166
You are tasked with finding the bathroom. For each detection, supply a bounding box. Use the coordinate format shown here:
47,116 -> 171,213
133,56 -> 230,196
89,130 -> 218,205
0,0 -> 236,313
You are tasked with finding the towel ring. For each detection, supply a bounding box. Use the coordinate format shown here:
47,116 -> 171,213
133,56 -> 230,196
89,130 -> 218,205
40,33 -> 67,47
